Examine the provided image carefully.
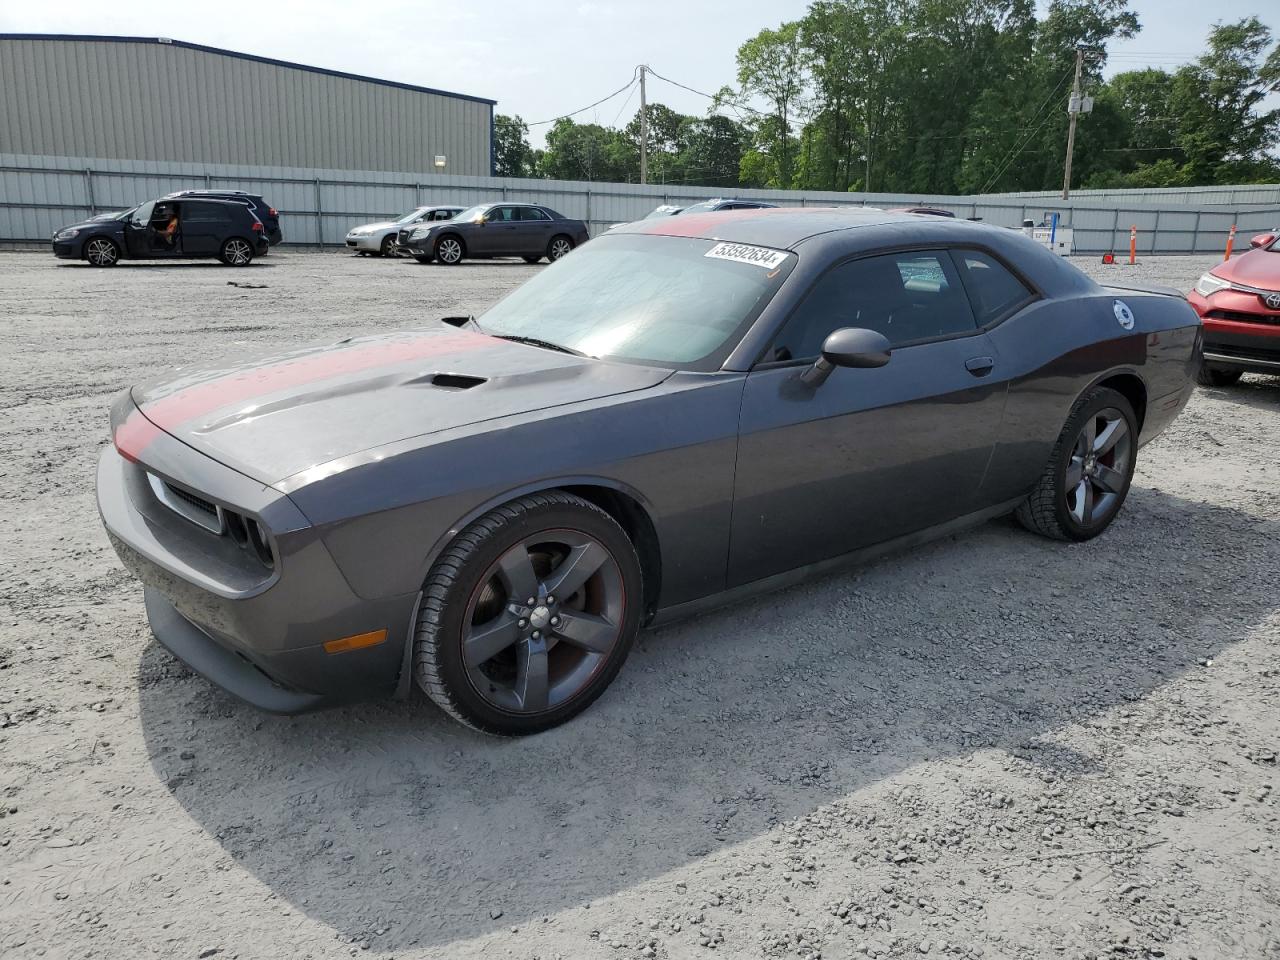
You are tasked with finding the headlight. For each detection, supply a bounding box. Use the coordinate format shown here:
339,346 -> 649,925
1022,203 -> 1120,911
410,226 -> 434,240
1193,273 -> 1231,297
55,228 -> 80,240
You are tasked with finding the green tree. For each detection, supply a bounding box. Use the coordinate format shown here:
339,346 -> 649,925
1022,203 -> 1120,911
729,22 -> 808,188
537,119 -> 636,182
492,114 -> 535,178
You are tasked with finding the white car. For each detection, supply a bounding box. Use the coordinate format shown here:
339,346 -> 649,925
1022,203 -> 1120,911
345,206 -> 464,256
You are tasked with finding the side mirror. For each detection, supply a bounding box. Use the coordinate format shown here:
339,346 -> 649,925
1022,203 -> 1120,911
1250,233 -> 1275,249
799,327 -> 892,388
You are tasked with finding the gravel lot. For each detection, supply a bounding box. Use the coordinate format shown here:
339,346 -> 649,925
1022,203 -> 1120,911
2,249 -> 1278,960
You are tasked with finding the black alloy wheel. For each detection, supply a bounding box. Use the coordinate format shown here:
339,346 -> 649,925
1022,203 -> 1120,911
1016,386 -> 1137,541
414,492 -> 642,735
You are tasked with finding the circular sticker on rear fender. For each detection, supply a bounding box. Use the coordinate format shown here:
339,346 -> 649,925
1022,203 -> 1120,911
1113,299 -> 1135,330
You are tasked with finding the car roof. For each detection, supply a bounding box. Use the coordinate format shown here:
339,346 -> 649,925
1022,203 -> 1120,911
614,205 -> 920,247
164,189 -> 261,198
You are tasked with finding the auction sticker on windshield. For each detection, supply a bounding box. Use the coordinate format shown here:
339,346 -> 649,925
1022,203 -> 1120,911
704,242 -> 790,269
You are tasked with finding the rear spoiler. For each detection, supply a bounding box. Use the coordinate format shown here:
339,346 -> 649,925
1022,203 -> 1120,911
1102,281 -> 1186,300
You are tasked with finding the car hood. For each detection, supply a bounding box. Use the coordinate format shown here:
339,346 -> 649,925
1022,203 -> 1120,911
1214,248 -> 1280,290
128,326 -> 671,486
58,217 -> 113,232
350,221 -> 400,233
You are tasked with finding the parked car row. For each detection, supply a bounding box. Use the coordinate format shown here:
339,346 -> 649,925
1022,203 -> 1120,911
348,203 -> 590,265
50,191 -> 780,268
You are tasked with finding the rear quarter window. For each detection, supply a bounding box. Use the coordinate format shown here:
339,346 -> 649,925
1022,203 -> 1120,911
954,249 -> 1036,325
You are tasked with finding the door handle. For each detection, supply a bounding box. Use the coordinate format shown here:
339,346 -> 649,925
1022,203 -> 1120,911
965,356 -> 994,377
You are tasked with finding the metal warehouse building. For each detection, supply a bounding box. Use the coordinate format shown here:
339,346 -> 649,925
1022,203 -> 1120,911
0,34 -> 495,176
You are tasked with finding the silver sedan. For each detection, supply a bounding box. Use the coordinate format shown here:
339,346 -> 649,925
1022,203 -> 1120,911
345,206 -> 464,257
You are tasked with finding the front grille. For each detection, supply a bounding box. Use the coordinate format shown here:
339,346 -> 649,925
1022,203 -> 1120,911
397,229 -> 412,244
1206,309 -> 1280,326
145,473 -> 275,571
166,482 -> 217,517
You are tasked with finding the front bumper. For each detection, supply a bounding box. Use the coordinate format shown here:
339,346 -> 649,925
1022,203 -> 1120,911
97,437 -> 417,713
345,232 -> 388,252
52,239 -> 80,259
1189,289 -> 1280,374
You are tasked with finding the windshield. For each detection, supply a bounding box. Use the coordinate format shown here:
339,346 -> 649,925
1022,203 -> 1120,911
478,234 -> 796,368
643,205 -> 683,220
395,208 -> 430,224
678,201 -> 721,215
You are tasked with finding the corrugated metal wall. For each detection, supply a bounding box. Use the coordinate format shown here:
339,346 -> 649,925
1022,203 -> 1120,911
993,184 -> 1280,206
3,151 -> 1277,253
0,36 -> 492,176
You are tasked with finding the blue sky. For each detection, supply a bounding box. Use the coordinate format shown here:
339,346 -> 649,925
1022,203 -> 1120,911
1,1 -> 1275,147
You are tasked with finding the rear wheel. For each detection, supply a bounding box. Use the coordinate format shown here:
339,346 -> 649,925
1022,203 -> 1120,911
414,491 -> 642,735
1195,365 -> 1242,387
84,237 -> 120,267
547,235 -> 573,261
435,234 -> 464,265
219,237 -> 254,266
1015,386 -> 1137,542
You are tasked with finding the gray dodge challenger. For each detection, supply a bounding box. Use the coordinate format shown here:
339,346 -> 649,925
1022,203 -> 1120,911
98,208 -> 1202,734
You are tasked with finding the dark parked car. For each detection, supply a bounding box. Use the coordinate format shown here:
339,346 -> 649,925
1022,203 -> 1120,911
53,197 -> 269,267
398,203 -> 589,264
98,208 -> 1199,734
163,190 -> 283,245
888,206 -> 957,218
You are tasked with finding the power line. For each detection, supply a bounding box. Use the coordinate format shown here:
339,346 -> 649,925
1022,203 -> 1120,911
527,68 -> 640,127
644,66 -> 765,123
978,65 -> 1076,194
609,77 -> 641,129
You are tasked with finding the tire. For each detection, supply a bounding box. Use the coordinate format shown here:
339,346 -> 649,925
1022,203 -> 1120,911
434,234 -> 465,265
413,254 -> 434,264
547,235 -> 574,262
523,255 -> 543,264
414,491 -> 643,736
84,237 -> 120,267
218,237 -> 254,267
1195,365 -> 1242,388
1015,386 -> 1138,542
379,235 -> 395,258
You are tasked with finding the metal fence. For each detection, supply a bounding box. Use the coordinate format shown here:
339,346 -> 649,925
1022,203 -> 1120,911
3,152 -> 1277,254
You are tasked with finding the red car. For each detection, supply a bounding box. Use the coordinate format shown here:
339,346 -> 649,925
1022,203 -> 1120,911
1189,232 -> 1280,386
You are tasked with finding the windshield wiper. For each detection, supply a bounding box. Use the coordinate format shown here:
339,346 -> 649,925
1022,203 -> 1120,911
491,334 -> 589,358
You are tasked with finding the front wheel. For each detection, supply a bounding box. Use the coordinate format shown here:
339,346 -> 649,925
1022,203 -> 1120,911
414,491 -> 643,735
84,237 -> 120,267
219,237 -> 255,266
379,235 -> 396,257
1015,386 -> 1137,542
547,235 -> 573,262
1195,365 -> 1242,388
434,235 -> 464,265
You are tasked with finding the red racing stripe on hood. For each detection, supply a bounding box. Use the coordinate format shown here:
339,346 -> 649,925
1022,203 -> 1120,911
122,330 -> 493,459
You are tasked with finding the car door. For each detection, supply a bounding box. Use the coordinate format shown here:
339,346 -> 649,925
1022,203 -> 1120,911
517,206 -> 556,255
179,202 -> 225,256
478,205 -> 519,255
123,200 -> 155,257
728,248 -> 1009,587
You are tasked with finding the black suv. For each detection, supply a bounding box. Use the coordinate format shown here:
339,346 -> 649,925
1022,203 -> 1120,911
162,190 -> 283,245
52,197 -> 269,267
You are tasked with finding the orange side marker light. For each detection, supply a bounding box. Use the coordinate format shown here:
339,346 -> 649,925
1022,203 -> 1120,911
323,629 -> 388,655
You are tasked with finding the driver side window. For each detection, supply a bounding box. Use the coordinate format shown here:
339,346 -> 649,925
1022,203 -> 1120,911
766,250 -> 977,362
130,200 -> 156,227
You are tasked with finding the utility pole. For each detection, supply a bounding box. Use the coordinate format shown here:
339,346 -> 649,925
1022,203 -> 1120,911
639,64 -> 648,185
1062,46 -> 1084,200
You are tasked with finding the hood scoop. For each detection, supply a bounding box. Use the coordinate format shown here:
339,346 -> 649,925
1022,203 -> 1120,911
417,372 -> 486,390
